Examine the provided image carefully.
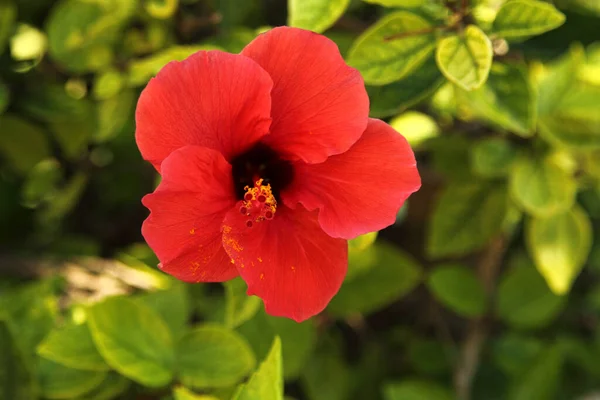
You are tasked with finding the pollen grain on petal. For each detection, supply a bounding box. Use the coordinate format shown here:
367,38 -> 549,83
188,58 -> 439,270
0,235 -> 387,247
260,273 -> 265,280
189,228 -> 195,235
257,257 -> 263,263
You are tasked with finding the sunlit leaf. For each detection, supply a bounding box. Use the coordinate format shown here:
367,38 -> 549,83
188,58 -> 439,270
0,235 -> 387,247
37,322 -> 109,371
389,111 -> 439,148
509,156 -> 576,217
0,318 -> 37,399
233,337 -> 283,400
492,0 -> 565,39
527,206 -> 592,294
87,297 -> 174,388
224,278 -> 262,329
436,25 -> 492,91
348,11 -> 436,85
288,0 -> 350,33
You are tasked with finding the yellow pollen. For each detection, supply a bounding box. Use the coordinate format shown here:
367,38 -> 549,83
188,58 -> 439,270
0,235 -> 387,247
189,228 -> 195,235
242,179 -> 277,224
291,266 -> 296,272
230,259 -> 235,264
260,273 -> 265,280
257,257 -> 263,263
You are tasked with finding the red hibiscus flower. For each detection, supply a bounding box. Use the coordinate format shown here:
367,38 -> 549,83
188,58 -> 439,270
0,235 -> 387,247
136,27 -> 421,322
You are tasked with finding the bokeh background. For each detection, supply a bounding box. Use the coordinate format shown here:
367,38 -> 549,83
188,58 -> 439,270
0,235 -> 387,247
1,0 -> 600,399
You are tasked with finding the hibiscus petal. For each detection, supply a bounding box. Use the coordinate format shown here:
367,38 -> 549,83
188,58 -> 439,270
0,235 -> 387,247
282,118 -> 421,239
222,205 -> 347,322
241,27 -> 369,164
136,50 -> 273,171
142,146 -> 238,282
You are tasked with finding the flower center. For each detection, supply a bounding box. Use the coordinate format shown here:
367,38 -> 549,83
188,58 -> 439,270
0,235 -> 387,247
239,179 -> 277,227
231,143 -> 293,202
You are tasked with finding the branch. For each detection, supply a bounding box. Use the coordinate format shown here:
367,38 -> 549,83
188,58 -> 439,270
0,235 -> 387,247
454,236 -> 508,400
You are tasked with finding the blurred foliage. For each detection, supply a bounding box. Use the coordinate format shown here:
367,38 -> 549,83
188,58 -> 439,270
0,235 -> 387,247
1,0 -> 600,399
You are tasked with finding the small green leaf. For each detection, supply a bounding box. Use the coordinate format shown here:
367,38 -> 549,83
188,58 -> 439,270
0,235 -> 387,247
347,11 -> 437,85
37,322 -> 109,371
224,278 -> 262,329
176,324 -> 255,389
288,0 -> 350,34
460,63 -> 537,136
0,318 -> 37,400
136,283 -> 190,337
509,156 -> 577,217
87,296 -> 174,388
492,0 -> 565,39
328,242 -> 423,316
470,137 -> 518,178
367,55 -> 444,118
436,25 -> 493,91
348,232 -> 378,252
174,386 -> 219,400
237,309 -> 316,380
496,253 -> 565,330
362,0 -> 428,6
145,0 -> 179,19
74,372 -> 129,400
427,182 -> 508,258
508,343 -> 563,400
10,24 -> 47,62
38,358 -> 106,400
527,206 -> 592,295
93,69 -> 125,100
383,380 -> 453,400
347,235 -> 379,280
301,338 -> 350,400
537,45 -> 583,116
427,264 -> 487,317
22,158 -> 63,208
127,45 -> 220,87
389,111 -> 439,148
233,337 -> 283,400
0,115 -> 51,175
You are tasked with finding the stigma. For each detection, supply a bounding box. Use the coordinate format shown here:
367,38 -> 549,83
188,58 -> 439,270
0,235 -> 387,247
239,178 -> 276,227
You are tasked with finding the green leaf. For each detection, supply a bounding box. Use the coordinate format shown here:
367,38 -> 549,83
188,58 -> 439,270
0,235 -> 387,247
16,83 -> 97,159
37,322 -> 109,371
38,358 -> 106,400
427,182 -> 508,258
233,337 -> 283,400
224,278 -> 262,329
127,45 -> 220,87
492,334 -> 543,377
238,309 -> 316,380
492,0 -> 565,39
537,46 -> 583,117
301,338 -> 350,400
460,63 -> 537,136
509,156 -> 576,217
74,372 -> 129,400
407,338 -> 452,376
173,386 -> 219,400
427,264 -> 487,317
470,137 -> 518,178
0,318 -> 37,400
145,0 -> 178,19
367,55 -> 444,118
383,380 -> 453,400
508,343 -> 563,400
436,25 -> 492,91
10,23 -> 47,62
0,115 -> 51,175
136,283 -> 190,337
347,11 -> 437,85
22,158 -> 62,208
46,0 -> 135,72
0,281 -> 58,357
328,242 -> 423,316
527,206 -> 592,295
496,253 -> 565,330
288,0 -> 350,33
176,324 -> 255,389
95,89 -> 135,143
362,0 -> 428,6
87,296 -> 174,388
93,69 -> 125,100
389,111 -> 439,148
0,0 -> 17,56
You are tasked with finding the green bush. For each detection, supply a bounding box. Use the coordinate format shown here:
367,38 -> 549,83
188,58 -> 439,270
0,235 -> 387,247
1,0 -> 600,399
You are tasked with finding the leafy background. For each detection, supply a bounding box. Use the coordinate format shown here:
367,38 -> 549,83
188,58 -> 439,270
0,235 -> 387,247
1,0 -> 600,399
